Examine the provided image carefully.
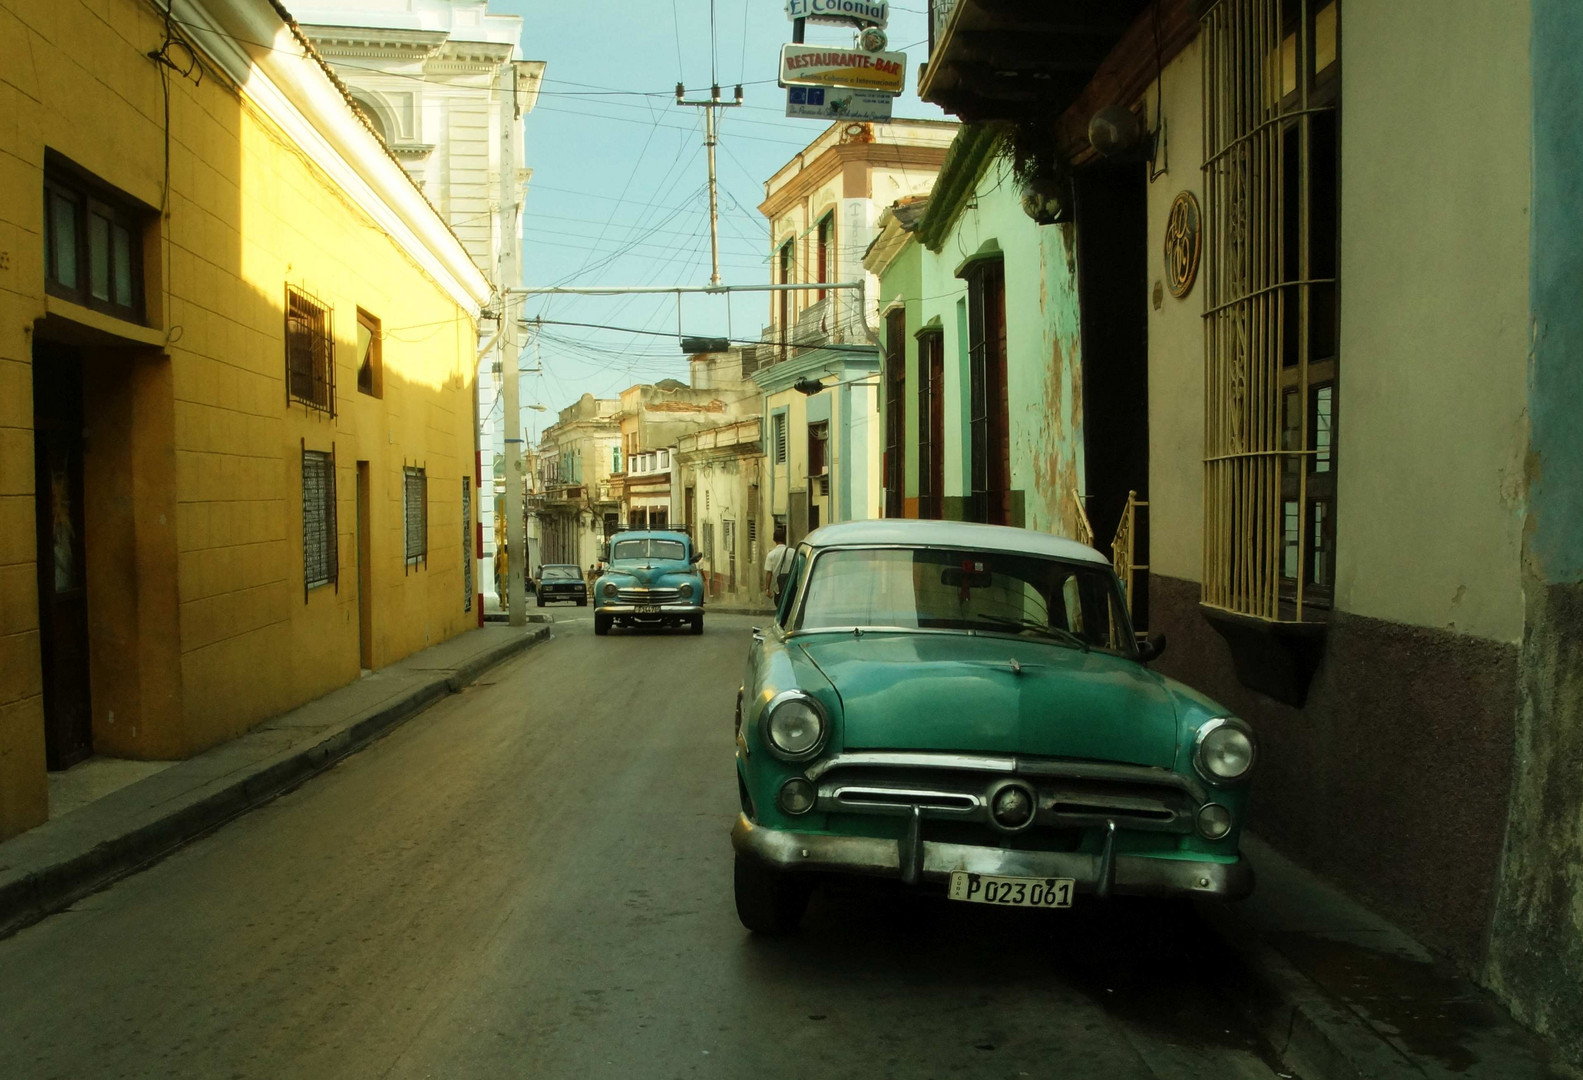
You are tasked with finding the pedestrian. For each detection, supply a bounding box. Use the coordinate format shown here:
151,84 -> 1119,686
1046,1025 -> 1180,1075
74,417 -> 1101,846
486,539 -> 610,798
763,525 -> 791,607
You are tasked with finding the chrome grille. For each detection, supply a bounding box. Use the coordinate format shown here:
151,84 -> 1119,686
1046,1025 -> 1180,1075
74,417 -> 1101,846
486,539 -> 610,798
617,587 -> 680,604
809,753 -> 1198,833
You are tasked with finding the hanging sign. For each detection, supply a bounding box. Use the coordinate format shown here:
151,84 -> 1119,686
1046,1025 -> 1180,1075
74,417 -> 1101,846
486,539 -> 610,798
779,43 -> 907,94
786,86 -> 894,121
785,0 -> 889,28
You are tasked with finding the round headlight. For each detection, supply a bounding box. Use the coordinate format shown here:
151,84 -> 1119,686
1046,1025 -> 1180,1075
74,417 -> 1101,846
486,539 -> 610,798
765,693 -> 825,759
678,582 -> 694,599
778,776 -> 816,815
602,582 -> 618,598
1195,719 -> 1255,784
1196,803 -> 1234,839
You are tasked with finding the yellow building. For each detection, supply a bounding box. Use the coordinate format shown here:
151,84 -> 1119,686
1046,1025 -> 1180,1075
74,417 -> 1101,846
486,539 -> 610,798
0,0 -> 493,840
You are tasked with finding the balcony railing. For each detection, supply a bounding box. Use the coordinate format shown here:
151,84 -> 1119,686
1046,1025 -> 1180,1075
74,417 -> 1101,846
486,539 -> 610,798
1112,491 -> 1149,624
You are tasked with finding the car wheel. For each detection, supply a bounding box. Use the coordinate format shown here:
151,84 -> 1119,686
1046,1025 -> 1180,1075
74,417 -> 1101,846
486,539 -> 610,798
690,614 -> 704,635
594,614 -> 611,636
536,596 -> 544,607
577,598 -> 588,607
733,854 -> 807,935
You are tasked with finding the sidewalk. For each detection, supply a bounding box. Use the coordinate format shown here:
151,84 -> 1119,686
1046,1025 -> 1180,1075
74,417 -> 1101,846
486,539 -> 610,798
0,622 -> 552,940
1208,836 -> 1577,1080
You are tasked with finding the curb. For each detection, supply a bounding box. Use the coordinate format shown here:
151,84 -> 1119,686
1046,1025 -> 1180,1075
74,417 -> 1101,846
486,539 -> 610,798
0,626 -> 551,941
1201,900 -> 1424,1080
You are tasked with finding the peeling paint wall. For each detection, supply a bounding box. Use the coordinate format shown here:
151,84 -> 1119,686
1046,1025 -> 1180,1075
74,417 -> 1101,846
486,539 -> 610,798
1486,0 -> 1583,1065
892,154 -> 1084,536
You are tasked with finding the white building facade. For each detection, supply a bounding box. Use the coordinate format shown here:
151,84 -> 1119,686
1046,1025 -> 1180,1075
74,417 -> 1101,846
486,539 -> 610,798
299,0 -> 546,602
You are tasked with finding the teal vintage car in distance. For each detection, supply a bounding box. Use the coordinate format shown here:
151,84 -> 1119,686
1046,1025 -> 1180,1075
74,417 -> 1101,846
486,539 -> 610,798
593,529 -> 706,636
732,519 -> 1256,934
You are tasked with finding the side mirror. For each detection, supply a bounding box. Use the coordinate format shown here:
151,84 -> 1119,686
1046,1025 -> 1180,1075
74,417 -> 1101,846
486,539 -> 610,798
690,550 -> 704,564
1136,632 -> 1167,662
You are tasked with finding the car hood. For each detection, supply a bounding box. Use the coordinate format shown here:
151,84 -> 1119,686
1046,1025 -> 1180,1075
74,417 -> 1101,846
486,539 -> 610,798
604,560 -> 696,586
796,632 -> 1178,768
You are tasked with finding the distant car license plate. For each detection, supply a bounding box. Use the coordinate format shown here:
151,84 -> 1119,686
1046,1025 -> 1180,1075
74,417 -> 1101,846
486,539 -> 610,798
635,604 -> 660,613
948,872 -> 1074,909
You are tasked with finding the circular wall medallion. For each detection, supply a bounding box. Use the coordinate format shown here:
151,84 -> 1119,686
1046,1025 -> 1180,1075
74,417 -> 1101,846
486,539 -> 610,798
1164,190 -> 1202,299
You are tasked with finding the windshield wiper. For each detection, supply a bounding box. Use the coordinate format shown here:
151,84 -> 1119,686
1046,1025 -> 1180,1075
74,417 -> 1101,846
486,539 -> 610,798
974,614 -> 1090,652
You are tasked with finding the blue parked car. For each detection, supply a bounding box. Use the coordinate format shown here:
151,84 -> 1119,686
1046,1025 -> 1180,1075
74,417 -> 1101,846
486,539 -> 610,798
593,530 -> 706,636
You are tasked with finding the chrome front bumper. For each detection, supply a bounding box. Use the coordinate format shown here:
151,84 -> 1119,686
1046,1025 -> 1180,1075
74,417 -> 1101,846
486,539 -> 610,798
596,603 -> 703,616
731,813 -> 1253,901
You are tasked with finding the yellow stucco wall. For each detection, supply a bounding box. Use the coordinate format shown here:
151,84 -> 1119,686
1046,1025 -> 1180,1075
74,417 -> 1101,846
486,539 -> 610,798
0,0 -> 479,839
1144,40 -> 1207,584
1331,0 -> 1530,643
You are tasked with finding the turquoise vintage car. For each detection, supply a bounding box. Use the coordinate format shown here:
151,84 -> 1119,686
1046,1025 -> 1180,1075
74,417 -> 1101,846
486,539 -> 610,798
593,529 -> 706,636
731,519 -> 1255,934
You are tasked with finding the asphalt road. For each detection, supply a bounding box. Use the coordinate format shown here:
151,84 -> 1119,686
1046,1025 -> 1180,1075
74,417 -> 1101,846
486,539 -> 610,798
0,612 -> 1286,1080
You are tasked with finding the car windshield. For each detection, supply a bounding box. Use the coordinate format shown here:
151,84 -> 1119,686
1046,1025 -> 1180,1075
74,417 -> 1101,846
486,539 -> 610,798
611,538 -> 687,561
795,547 -> 1134,653
541,566 -> 581,580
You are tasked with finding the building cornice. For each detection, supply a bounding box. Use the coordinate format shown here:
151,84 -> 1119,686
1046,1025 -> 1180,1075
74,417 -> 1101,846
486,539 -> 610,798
759,143 -> 952,220
181,0 -> 492,313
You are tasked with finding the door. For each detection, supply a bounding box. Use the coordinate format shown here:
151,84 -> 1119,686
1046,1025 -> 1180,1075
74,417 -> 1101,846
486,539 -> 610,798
356,461 -> 373,670
1074,162 -> 1150,626
32,343 -> 92,770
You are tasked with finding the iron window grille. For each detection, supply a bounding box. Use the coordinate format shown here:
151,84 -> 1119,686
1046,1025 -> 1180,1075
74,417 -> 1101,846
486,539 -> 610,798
808,421 -> 829,479
404,464 -> 427,568
286,286 -> 335,415
302,443 -> 338,597
462,476 -> 473,611
1201,0 -> 1341,621
43,158 -> 148,324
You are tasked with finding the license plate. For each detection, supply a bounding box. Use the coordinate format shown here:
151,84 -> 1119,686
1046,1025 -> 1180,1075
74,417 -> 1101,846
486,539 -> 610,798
635,604 -> 660,613
948,872 -> 1074,909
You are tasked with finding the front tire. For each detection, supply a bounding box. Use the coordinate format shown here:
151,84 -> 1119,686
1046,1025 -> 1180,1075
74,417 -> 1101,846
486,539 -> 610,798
690,614 -> 704,635
733,854 -> 807,935
536,595 -> 545,608
577,598 -> 588,607
594,614 -> 611,636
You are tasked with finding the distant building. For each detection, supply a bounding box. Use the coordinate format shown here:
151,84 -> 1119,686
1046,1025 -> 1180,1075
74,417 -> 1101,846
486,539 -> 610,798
298,0 -> 547,601
755,119 -> 957,544
532,396 -> 621,569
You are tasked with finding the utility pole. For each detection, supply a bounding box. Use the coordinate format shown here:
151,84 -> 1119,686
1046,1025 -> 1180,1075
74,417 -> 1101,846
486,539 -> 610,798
675,82 -> 742,287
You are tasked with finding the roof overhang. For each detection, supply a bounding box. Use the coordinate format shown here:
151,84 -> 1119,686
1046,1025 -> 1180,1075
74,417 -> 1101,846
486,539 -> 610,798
918,0 -> 1149,123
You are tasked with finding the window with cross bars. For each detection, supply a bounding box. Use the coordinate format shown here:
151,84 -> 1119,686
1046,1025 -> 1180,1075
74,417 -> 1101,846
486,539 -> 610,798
1201,0 -> 1339,621
286,286 -> 334,414
302,447 -> 337,592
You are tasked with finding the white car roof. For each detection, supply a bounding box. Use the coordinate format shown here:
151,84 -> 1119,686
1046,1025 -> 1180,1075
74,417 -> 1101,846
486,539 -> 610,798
801,519 -> 1110,566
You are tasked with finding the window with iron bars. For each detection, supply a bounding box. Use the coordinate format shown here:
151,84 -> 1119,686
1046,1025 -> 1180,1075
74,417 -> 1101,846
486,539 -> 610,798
286,286 -> 334,414
302,445 -> 337,595
404,465 -> 427,567
1201,0 -> 1340,621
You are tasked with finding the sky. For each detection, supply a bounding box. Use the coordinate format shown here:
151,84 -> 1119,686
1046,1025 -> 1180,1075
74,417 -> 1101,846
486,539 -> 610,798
488,0 -> 947,443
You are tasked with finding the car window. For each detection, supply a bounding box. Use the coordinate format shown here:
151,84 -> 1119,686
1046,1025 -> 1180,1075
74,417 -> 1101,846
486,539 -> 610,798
795,547 -> 1133,652
775,547 -> 810,629
611,538 -> 687,561
542,566 -> 580,580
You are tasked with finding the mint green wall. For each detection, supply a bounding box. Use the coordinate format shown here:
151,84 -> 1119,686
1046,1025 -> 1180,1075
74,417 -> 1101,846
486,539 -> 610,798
876,153 -> 1084,534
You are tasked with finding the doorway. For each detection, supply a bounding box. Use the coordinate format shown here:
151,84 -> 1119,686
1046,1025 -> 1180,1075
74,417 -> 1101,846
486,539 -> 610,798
32,342 -> 93,770
1074,162 -> 1151,628
356,461 -> 373,670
